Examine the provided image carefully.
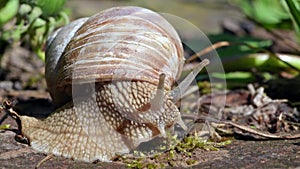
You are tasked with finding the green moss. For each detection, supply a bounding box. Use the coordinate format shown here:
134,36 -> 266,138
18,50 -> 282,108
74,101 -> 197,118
186,159 -> 197,165
146,163 -> 158,169
0,124 -> 10,130
126,159 -> 143,169
120,134 -> 232,168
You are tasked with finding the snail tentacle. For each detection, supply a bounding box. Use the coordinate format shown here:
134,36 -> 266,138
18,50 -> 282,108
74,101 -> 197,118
177,116 -> 188,131
169,59 -> 210,102
150,73 -> 166,111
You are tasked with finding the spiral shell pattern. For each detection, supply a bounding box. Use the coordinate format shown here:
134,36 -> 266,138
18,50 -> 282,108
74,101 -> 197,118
49,6 -> 184,103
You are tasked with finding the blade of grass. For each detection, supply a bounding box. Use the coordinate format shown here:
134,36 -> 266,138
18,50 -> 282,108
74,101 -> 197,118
285,0 -> 300,36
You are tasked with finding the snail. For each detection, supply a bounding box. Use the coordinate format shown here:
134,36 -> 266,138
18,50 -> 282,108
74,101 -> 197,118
16,6 -> 209,162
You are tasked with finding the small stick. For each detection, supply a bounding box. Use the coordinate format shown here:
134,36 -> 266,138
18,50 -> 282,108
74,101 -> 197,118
197,115 -> 300,139
0,99 -> 22,131
35,154 -> 54,169
186,41 -> 230,63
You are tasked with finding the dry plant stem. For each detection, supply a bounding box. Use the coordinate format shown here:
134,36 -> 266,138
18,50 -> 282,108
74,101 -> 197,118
4,107 -> 20,120
0,111 -> 9,125
3,107 -> 23,135
253,20 -> 300,53
0,100 -> 12,125
1,99 -> 22,131
186,41 -> 230,63
267,27 -> 300,53
197,116 -> 300,139
35,154 -> 54,169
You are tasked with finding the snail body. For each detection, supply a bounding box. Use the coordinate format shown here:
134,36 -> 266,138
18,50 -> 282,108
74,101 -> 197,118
18,6 -> 209,162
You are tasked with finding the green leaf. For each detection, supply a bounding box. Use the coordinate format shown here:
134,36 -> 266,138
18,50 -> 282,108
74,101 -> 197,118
28,6 -> 42,23
0,0 -> 19,26
208,33 -> 272,58
19,3 -> 32,16
36,0 -> 66,17
213,72 -> 254,80
231,0 -> 291,28
253,0 -> 289,24
284,0 -> 300,39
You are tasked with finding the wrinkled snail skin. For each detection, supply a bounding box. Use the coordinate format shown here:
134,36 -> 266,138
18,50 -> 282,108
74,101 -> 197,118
20,81 -> 181,162
17,6 -> 208,162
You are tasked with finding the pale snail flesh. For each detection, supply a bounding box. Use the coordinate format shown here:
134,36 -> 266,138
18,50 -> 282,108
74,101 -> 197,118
17,6 -> 209,162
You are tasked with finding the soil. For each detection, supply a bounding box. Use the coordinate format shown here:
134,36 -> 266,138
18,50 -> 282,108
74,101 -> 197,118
1,123 -> 300,169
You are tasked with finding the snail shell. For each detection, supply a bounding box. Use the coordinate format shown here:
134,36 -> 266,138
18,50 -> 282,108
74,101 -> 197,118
18,6 -> 209,162
46,6 -> 184,106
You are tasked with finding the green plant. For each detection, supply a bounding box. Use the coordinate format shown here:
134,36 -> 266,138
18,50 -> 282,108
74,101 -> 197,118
0,0 -> 69,61
285,0 -> 300,36
230,0 -> 300,39
122,134 -> 232,168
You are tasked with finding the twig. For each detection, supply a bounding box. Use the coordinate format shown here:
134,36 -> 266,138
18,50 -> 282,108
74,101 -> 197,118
35,154 -> 54,169
186,41 -> 230,63
0,98 -> 23,135
0,111 -> 9,125
197,115 -> 300,139
0,98 -> 19,125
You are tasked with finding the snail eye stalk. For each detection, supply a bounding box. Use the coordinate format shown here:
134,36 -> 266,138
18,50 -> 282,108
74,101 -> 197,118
150,73 -> 166,111
169,59 -> 210,103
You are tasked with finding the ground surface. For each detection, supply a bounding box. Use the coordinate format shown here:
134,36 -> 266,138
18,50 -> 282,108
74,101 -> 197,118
1,95 -> 300,169
1,124 -> 300,169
